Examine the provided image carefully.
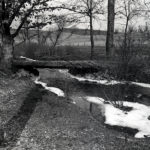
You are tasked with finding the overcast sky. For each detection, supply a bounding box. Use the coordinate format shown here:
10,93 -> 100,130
47,0 -> 148,31
12,0 -> 148,31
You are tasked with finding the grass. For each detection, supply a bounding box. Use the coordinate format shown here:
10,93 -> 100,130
14,41 -> 150,84
14,42 -> 107,60
14,28 -> 150,61
14,37 -> 150,61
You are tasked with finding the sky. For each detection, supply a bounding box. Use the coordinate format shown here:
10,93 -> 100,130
11,0 -> 149,31
46,0 -> 149,31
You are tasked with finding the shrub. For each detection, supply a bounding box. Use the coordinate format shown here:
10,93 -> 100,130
14,42 -> 50,59
114,34 -> 150,82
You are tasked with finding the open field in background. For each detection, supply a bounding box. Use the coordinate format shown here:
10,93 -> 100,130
13,28 -> 150,84
14,44 -> 106,60
59,33 -> 106,46
14,43 -> 150,61
14,31 -> 107,47
14,28 -> 146,47
14,28 -> 150,61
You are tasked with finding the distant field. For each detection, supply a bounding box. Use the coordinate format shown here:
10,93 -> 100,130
14,28 -> 150,61
14,30 -> 108,60
14,29 -> 125,47
59,33 -> 106,46
14,32 -> 107,47
14,30 -> 145,48
14,43 -> 107,60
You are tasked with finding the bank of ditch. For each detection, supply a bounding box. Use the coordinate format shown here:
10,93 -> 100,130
0,70 -> 150,150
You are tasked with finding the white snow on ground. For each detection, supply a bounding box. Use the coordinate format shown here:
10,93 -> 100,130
86,96 -> 105,105
85,96 -> 150,138
67,70 -> 150,88
34,77 -> 65,97
58,69 -> 123,85
71,76 -> 122,85
52,70 -> 150,138
34,70 -> 150,138
20,56 -> 36,62
132,82 -> 150,88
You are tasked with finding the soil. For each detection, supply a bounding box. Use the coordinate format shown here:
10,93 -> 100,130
0,74 -> 150,150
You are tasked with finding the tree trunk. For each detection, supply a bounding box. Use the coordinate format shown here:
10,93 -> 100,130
106,0 -> 115,57
90,13 -> 94,60
89,0 -> 94,60
124,18 -> 129,51
0,35 -> 14,73
0,1 -> 14,73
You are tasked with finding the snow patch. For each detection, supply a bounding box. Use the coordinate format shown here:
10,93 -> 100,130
70,75 -> 123,85
72,101 -> 76,104
20,56 -> 36,62
67,70 -> 150,88
132,82 -> 150,88
34,77 -> 65,97
57,69 -> 123,85
86,96 -> 105,105
85,97 -> 150,138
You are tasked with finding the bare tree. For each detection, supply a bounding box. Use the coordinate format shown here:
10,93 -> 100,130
143,0 -> 150,33
114,0 -> 143,79
48,16 -> 67,50
120,0 -> 141,48
20,20 -> 31,43
42,15 -> 76,56
0,0 -> 65,73
116,0 -> 142,56
64,0 -> 104,60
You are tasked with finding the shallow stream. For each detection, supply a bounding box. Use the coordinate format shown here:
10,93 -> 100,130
35,68 -> 150,138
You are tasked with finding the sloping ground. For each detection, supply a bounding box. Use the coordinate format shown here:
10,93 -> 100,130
0,74 -> 150,149
0,75 -> 34,127
9,93 -> 150,150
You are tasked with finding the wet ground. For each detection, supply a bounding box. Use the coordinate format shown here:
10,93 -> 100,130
38,69 -> 150,109
0,70 -> 150,149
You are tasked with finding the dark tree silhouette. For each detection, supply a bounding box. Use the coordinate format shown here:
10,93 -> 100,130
106,0 -> 115,57
63,0 -> 104,60
0,0 -> 64,73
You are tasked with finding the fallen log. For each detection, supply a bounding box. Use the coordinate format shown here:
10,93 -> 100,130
13,59 -> 116,70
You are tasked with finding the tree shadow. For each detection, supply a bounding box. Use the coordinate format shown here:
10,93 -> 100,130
0,85 -> 43,148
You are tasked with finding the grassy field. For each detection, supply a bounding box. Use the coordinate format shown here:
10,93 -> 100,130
15,28 -> 146,47
13,28 -> 150,63
14,43 -> 107,60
